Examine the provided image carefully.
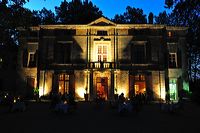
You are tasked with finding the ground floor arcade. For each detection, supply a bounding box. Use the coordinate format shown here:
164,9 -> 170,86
33,68 -> 188,101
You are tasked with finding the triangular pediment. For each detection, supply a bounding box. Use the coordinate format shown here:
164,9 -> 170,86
88,17 -> 116,26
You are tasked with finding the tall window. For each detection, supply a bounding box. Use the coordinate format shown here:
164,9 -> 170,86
97,45 -> 107,62
169,53 -> 177,68
59,74 -> 69,95
132,44 -> 146,64
169,79 -> 177,100
54,43 -> 71,64
28,52 -> 37,67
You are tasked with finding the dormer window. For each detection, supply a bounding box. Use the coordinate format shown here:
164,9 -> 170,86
97,30 -> 107,36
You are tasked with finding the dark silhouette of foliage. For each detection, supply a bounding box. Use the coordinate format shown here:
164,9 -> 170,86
55,0 -> 102,24
112,6 -> 147,24
39,8 -> 56,25
155,11 -> 171,25
148,12 -> 153,24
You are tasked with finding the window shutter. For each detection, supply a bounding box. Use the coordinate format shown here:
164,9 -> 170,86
164,52 -> 169,68
146,42 -> 151,63
34,50 -> 38,67
177,48 -> 182,68
23,49 -> 28,67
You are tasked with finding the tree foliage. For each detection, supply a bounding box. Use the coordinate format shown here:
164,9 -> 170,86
55,0 -> 102,24
155,11 -> 171,25
112,6 -> 147,24
161,0 -> 200,84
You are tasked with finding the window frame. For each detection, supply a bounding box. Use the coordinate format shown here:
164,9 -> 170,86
168,53 -> 177,68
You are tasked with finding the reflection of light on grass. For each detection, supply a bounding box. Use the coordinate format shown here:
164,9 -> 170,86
76,88 -> 85,98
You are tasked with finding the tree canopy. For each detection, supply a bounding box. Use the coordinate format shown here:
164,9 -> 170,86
112,6 -> 147,24
55,0 -> 102,24
161,0 -> 200,90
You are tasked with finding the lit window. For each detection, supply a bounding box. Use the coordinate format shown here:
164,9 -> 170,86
28,52 -> 36,67
135,75 -> 139,80
140,75 -> 145,80
98,46 -> 102,54
58,74 -> 70,95
103,46 -> 107,54
97,45 -> 107,62
134,75 -> 145,81
65,75 -> 69,80
59,75 -> 64,81
98,55 -> 101,61
169,53 -> 177,68
169,79 -> 177,100
103,55 -> 107,62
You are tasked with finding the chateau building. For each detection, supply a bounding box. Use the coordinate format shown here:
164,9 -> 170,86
17,17 -> 189,101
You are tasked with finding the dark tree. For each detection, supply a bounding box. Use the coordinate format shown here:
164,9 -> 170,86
112,6 -> 147,24
39,8 -> 56,25
55,0 -> 102,24
155,11 -> 171,25
159,0 -> 200,95
148,12 -> 153,24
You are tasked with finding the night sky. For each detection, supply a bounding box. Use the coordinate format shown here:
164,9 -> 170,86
24,0 -> 172,19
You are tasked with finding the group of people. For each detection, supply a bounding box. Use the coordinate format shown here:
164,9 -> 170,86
115,92 -> 152,115
50,92 -> 77,114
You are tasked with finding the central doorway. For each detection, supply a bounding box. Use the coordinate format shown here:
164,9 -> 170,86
96,77 -> 108,100
58,74 -> 69,95
134,82 -> 146,95
133,74 -> 146,95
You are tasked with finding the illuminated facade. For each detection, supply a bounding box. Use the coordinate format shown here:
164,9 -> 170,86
17,17 -> 189,101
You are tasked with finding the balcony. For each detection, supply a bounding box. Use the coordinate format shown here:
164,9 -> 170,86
89,62 -> 115,69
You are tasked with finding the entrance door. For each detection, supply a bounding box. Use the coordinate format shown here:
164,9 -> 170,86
27,77 -> 35,97
58,74 -> 69,95
133,74 -> 146,95
169,79 -> 177,100
134,82 -> 146,95
96,77 -> 108,100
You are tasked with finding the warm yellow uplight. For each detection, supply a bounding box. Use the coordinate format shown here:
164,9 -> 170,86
76,88 -> 85,99
161,88 -> 166,100
117,88 -> 128,98
39,86 -> 49,97
155,84 -> 166,100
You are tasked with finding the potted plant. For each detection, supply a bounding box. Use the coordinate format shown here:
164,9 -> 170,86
84,88 -> 89,101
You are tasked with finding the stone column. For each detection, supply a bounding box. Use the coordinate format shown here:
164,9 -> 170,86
110,70 -> 114,100
89,70 -> 93,100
